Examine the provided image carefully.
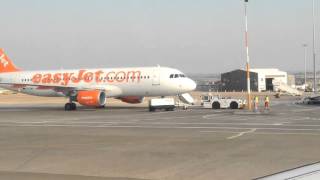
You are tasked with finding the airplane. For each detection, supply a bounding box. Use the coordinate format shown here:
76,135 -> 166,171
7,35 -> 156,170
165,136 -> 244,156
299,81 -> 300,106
255,162 -> 320,180
0,49 -> 197,111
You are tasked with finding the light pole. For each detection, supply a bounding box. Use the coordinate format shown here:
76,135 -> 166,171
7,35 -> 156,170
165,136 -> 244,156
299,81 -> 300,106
244,0 -> 252,110
312,0 -> 317,93
303,44 -> 308,88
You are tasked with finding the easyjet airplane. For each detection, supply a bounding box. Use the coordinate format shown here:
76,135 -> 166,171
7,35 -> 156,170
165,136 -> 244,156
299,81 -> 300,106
0,49 -> 196,110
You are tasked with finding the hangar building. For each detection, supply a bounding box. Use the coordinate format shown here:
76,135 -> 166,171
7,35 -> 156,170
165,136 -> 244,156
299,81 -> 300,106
221,68 -> 289,92
221,69 -> 258,92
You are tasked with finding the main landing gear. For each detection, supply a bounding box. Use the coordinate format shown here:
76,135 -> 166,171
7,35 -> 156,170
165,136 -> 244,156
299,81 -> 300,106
65,102 -> 77,111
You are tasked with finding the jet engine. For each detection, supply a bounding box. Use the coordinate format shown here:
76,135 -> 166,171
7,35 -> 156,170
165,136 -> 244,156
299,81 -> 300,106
76,90 -> 106,107
119,96 -> 144,104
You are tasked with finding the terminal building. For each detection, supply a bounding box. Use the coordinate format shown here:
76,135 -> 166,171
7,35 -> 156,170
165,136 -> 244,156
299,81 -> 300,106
221,68 -> 291,92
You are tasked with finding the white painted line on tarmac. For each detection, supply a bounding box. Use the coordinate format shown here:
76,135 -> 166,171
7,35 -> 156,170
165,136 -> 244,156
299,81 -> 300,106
1,124 -> 320,133
227,128 -> 256,140
0,109 -> 30,112
200,130 -> 244,134
0,121 -> 293,126
202,114 -> 223,119
202,114 -> 262,121
136,115 -> 201,121
201,131 -> 320,136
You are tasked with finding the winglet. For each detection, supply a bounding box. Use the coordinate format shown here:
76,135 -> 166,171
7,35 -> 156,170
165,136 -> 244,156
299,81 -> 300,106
0,49 -> 20,73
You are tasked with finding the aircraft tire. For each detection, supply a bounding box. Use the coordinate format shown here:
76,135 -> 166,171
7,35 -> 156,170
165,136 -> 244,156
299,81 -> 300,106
71,103 -> 77,110
65,103 -> 77,111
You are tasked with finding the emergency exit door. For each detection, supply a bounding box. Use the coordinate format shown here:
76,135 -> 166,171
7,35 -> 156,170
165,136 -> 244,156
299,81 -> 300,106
152,67 -> 160,85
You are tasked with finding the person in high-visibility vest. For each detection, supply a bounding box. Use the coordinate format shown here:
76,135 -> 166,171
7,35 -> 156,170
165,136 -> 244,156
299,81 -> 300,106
264,95 -> 270,110
254,96 -> 259,111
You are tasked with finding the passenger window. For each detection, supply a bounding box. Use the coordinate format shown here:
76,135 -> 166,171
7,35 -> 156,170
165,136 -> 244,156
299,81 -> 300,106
175,74 -> 179,78
170,74 -> 174,78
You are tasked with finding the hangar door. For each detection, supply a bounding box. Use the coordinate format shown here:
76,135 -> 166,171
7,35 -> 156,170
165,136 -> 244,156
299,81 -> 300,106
266,78 -> 274,91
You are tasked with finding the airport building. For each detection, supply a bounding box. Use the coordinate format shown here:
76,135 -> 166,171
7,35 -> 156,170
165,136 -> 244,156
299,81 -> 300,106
251,68 -> 288,92
221,68 -> 291,92
221,69 -> 259,92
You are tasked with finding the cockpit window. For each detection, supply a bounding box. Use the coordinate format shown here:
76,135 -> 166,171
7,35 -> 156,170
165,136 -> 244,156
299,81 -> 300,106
170,74 -> 186,78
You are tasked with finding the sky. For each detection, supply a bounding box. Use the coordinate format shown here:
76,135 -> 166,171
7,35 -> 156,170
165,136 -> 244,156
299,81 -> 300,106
0,0 -> 317,74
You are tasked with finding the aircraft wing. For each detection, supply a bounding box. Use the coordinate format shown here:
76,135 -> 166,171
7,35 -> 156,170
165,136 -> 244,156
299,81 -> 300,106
1,83 -> 123,97
255,162 -> 320,180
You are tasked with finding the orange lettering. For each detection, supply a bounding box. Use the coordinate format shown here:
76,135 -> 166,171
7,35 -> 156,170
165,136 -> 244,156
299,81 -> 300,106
53,73 -> 62,83
62,72 -> 74,85
32,74 -> 42,84
126,71 -> 141,82
106,71 -> 115,83
115,71 -> 126,82
95,70 -> 103,83
83,72 -> 93,83
42,74 -> 52,84
30,70 -> 143,85
72,70 -> 86,83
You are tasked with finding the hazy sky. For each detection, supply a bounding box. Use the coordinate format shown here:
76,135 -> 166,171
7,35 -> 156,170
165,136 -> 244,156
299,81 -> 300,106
0,0 -> 317,73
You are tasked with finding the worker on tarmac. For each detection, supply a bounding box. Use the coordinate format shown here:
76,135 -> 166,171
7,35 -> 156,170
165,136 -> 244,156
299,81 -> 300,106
264,95 -> 270,110
254,96 -> 259,111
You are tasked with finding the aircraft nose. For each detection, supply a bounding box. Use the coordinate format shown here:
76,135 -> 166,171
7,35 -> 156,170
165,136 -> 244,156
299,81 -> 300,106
187,78 -> 197,91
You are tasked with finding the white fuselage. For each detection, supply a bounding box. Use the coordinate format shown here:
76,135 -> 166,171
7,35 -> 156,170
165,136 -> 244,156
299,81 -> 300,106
0,66 -> 196,98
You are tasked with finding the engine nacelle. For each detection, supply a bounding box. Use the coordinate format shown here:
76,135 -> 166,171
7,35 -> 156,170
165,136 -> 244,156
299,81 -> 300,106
120,96 -> 144,104
77,90 -> 106,107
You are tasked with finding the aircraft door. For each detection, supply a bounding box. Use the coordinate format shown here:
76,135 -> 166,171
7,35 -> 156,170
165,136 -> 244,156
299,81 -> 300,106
152,67 -> 160,85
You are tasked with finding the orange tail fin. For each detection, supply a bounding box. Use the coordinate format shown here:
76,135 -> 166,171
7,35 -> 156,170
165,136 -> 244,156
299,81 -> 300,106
0,49 -> 20,73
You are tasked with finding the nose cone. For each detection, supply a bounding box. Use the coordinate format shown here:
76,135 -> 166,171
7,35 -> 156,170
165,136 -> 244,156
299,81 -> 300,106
187,78 -> 197,91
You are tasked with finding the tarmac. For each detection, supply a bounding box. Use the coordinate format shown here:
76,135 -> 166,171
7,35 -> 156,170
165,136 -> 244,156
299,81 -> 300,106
0,94 -> 319,180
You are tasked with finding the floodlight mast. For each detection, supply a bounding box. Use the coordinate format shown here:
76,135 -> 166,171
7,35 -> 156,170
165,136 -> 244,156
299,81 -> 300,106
244,0 -> 252,110
302,44 -> 308,88
312,0 -> 317,93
